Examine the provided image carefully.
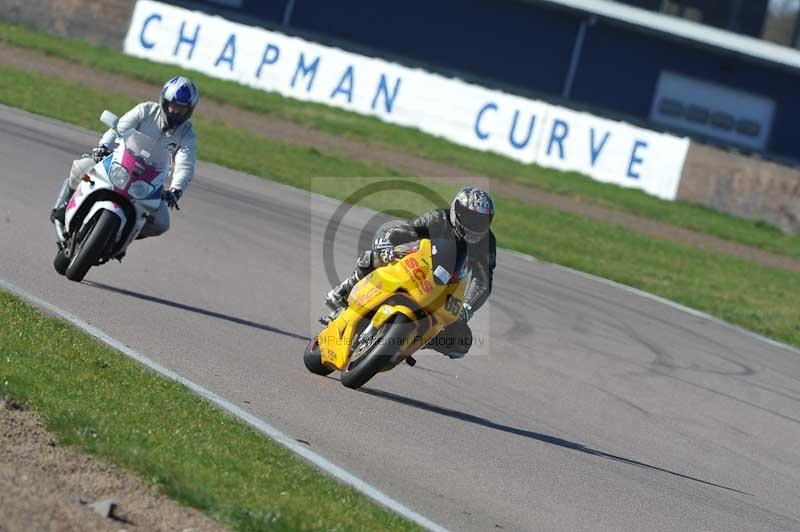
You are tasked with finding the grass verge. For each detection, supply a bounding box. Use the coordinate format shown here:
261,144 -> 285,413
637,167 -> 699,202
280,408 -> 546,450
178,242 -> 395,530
0,66 -> 401,183
0,290 -> 420,531
1,21 -> 799,259
311,176 -> 800,349
1,64 -> 798,347
1,58 -> 799,530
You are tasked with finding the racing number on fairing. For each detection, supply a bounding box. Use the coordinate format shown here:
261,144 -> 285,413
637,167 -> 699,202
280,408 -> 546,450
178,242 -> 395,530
444,294 -> 462,316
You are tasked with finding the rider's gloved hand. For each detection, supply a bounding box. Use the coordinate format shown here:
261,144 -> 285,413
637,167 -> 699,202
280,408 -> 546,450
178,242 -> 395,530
91,145 -> 112,161
373,237 -> 395,263
459,302 -> 473,323
163,188 -> 182,210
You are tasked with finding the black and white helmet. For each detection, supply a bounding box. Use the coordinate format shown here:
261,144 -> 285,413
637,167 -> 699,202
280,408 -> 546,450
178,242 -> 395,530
450,187 -> 494,244
160,76 -> 199,128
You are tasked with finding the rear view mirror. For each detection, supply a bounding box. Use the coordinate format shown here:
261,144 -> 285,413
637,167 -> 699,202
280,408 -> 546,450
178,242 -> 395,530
99,110 -> 119,130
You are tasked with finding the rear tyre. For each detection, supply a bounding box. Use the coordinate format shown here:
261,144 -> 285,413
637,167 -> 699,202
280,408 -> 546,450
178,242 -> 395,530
340,315 -> 415,389
303,337 -> 334,376
65,210 -> 119,282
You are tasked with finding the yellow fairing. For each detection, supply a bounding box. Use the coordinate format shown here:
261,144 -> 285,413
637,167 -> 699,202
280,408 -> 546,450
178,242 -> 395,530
370,304 -> 415,329
318,239 -> 468,371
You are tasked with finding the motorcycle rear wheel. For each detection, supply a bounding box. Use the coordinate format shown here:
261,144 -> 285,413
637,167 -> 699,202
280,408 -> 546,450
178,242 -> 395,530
66,210 -> 119,282
340,315 -> 415,389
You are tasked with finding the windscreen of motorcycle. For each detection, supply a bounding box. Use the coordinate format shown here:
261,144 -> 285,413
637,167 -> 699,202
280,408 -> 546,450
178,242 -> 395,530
122,130 -> 169,173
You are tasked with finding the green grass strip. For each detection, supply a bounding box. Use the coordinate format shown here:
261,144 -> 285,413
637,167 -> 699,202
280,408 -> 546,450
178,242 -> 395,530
311,176 -> 800,349
1,62 -> 799,531
1,21 -> 799,258
0,66 -> 401,182
495,198 -> 800,348
0,290 -> 421,531
1,64 -> 797,347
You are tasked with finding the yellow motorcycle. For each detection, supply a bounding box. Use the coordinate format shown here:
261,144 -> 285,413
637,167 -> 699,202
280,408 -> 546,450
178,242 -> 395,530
304,236 -> 469,389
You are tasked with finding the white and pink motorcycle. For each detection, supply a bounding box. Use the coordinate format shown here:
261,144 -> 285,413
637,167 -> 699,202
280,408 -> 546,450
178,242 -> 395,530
53,110 -> 170,282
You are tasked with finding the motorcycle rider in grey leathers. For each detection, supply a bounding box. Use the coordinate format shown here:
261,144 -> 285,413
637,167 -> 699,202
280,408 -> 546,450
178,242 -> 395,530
50,76 -> 200,241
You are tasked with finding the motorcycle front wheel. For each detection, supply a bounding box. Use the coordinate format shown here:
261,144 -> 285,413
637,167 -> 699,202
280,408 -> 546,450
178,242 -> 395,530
303,337 -> 334,376
340,315 -> 415,389
53,248 -> 69,276
65,210 -> 120,282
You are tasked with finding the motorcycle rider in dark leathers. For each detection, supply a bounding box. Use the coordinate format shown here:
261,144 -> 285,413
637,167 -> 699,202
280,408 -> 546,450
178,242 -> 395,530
324,186 -> 496,359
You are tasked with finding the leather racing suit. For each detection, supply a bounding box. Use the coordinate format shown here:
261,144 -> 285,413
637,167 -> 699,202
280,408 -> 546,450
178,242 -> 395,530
344,208 -> 496,357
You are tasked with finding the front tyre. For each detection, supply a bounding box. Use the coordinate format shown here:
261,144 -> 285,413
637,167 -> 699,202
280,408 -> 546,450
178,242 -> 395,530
65,210 -> 120,282
53,248 -> 69,276
340,315 -> 415,389
303,337 -> 334,376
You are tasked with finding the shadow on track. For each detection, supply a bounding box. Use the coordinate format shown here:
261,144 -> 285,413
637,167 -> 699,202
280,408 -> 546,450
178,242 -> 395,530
361,387 -> 752,496
84,281 -> 311,342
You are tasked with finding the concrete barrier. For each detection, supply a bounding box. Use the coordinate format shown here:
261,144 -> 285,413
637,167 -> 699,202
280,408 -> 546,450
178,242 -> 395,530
0,0 -> 135,48
679,142 -> 800,234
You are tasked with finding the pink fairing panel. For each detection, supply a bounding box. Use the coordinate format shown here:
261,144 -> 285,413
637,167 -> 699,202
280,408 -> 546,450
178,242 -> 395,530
121,148 -> 162,183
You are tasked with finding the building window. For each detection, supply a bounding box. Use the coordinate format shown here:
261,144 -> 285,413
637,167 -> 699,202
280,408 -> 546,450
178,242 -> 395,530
203,0 -> 243,7
660,0 -> 703,23
761,0 -> 800,46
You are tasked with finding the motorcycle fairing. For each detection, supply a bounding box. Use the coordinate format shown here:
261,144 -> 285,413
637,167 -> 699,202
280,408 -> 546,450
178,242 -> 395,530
64,139 -> 166,253
318,239 -> 468,371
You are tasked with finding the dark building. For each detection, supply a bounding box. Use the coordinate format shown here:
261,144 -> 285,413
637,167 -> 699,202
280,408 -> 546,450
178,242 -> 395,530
615,0 -> 769,37
177,0 -> 800,164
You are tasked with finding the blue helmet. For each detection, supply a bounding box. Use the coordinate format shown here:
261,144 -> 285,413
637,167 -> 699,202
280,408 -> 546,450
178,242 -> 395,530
450,187 -> 494,244
160,76 -> 199,128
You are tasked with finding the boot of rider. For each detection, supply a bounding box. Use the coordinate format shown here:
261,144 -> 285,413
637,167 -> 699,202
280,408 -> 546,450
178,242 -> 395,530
50,178 -> 75,225
323,250 -> 377,311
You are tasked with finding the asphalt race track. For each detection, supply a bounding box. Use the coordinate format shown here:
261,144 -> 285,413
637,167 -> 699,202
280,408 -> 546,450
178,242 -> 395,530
1,105 -> 799,532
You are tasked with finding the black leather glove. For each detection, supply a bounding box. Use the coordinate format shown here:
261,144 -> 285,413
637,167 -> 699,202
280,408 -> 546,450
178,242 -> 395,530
91,145 -> 112,161
373,237 -> 395,263
163,188 -> 182,210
